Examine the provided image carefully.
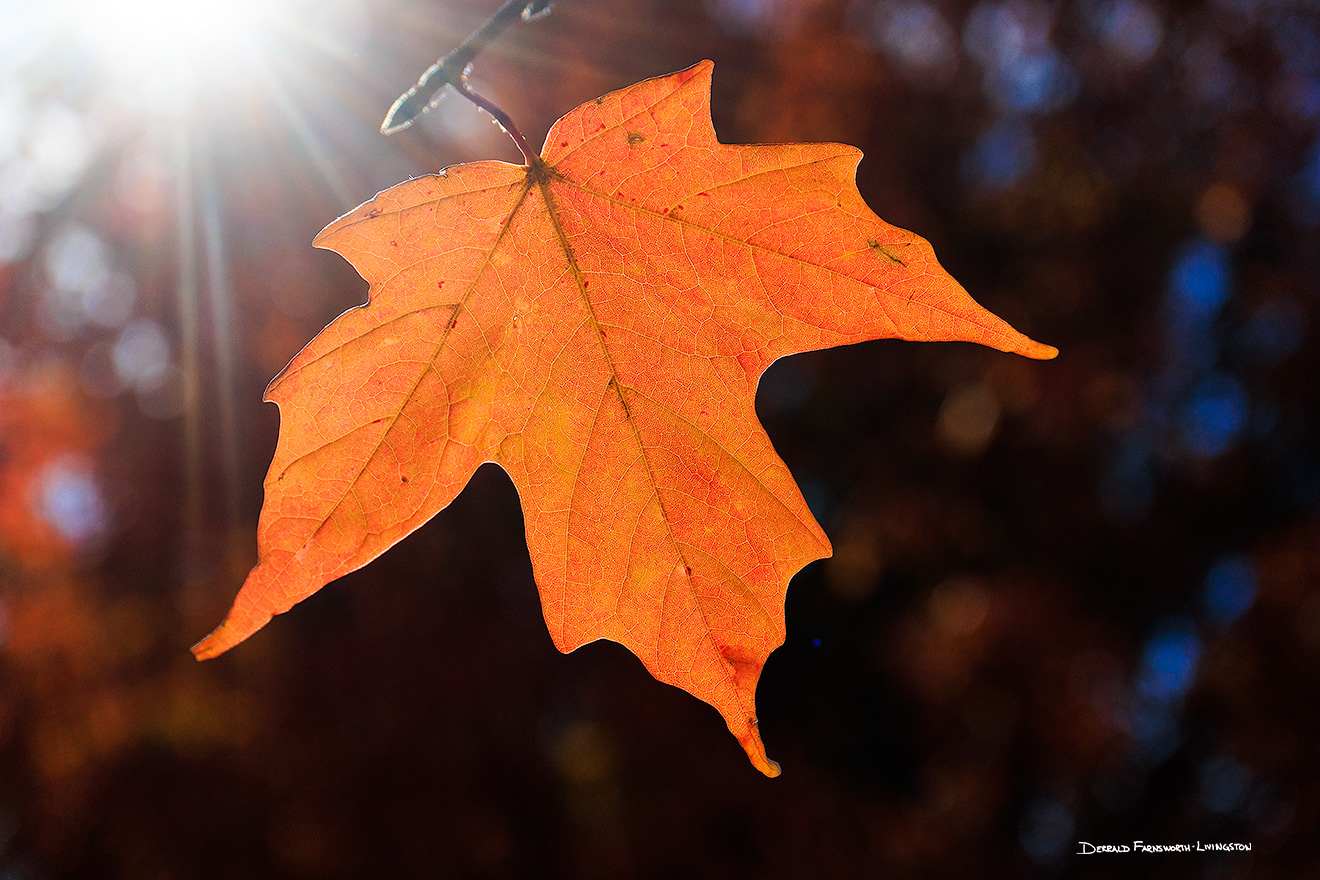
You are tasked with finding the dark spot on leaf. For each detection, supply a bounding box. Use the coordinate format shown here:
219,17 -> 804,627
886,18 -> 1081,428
560,140 -> 568,148
627,131 -> 645,145
401,476 -> 409,483
867,239 -> 906,265
594,97 -> 603,105
436,281 -> 444,289
365,208 -> 381,218
719,645 -> 757,671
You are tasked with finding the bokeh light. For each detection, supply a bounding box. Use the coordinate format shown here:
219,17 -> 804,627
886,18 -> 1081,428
1178,373 -> 1249,458
1199,753 -> 1253,815
937,381 -> 1002,455
869,2 -> 959,88
1019,797 -> 1074,866
1137,619 -> 1201,703
1091,0 -> 1164,67
32,454 -> 109,552
1202,553 -> 1257,628
964,119 -> 1036,189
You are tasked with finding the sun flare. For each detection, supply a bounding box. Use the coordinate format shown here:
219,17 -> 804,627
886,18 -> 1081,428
60,0 -> 281,111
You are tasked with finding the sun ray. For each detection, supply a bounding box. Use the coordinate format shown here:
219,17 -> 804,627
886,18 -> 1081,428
258,68 -> 360,210
172,125 -> 205,576
200,165 -> 242,559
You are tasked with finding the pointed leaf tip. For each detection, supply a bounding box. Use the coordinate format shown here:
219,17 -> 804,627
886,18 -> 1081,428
987,322 -> 1057,360
191,607 -> 273,660
1025,340 -> 1059,360
191,622 -> 236,661
736,718 -> 782,777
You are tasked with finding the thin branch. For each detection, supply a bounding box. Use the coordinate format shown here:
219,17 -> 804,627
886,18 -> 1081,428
381,0 -> 551,165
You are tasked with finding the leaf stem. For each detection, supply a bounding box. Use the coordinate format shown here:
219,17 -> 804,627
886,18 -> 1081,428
452,78 -> 539,165
381,0 -> 549,164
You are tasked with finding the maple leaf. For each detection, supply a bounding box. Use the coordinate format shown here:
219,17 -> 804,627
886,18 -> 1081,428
193,61 -> 1055,776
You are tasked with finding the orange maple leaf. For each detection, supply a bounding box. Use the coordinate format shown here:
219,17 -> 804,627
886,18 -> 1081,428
193,61 -> 1055,776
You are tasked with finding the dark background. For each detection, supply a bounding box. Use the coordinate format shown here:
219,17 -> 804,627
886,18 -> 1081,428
1,0 -> 1318,877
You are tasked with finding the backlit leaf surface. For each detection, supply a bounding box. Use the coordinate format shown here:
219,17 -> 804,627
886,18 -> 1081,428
193,61 -> 1055,775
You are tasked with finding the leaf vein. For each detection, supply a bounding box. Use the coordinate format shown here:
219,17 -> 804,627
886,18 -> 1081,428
249,180 -> 535,612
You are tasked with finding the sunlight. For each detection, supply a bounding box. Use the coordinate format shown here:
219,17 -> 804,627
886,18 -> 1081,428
60,0 -> 281,112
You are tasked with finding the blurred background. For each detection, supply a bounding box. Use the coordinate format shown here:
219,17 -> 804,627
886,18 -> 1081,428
1,0 -> 1318,876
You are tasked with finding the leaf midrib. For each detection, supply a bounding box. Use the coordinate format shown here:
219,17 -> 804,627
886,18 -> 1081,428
536,169 -> 727,669
537,168 -> 786,704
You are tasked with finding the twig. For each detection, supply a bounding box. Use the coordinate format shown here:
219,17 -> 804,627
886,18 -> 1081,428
381,0 -> 551,165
